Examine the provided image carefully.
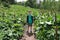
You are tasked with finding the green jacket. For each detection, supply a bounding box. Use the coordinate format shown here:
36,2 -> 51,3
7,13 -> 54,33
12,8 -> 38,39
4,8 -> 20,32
27,15 -> 33,24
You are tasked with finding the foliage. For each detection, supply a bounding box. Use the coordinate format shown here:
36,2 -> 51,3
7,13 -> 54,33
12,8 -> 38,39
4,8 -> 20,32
34,11 -> 60,40
25,0 -> 60,11
25,0 -> 36,8
0,5 -> 60,40
0,0 -> 15,8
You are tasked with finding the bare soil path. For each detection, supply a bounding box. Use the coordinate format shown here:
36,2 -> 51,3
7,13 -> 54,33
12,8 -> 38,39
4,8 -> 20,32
20,25 -> 36,40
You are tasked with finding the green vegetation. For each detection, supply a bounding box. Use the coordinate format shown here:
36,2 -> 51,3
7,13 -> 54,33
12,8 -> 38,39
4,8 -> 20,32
0,5 -> 39,40
0,4 -> 60,40
0,0 -> 60,40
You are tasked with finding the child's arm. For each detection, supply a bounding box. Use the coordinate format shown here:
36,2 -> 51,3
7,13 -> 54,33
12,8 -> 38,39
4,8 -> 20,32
27,16 -> 28,23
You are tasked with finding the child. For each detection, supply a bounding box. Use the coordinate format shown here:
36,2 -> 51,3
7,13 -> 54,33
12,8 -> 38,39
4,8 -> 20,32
27,10 -> 34,34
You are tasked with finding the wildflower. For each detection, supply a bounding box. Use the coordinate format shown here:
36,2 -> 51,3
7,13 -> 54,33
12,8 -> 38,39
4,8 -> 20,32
9,32 -> 12,36
40,22 -> 44,24
17,21 -> 20,23
18,18 -> 21,20
41,16 -> 45,18
36,27 -> 41,30
45,21 -> 52,25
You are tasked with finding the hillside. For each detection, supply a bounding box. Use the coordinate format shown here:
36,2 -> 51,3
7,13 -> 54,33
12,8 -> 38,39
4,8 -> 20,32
0,5 -> 60,40
0,5 -> 39,40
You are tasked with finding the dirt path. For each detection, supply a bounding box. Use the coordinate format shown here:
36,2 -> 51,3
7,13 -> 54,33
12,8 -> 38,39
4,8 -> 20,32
20,25 -> 36,40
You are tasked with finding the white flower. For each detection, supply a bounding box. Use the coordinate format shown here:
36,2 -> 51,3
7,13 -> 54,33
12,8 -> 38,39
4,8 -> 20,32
45,21 -> 52,25
19,18 -> 21,20
17,21 -> 20,23
36,27 -> 40,30
41,16 -> 45,18
40,22 -> 44,24
58,31 -> 60,34
35,31 -> 39,34
14,39 -> 17,40
9,32 -> 12,36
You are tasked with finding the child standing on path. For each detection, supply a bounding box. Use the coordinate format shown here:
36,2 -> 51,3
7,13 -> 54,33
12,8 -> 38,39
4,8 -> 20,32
27,10 -> 34,34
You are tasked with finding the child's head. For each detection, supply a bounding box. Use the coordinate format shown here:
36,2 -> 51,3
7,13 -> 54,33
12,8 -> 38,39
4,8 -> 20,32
28,10 -> 32,14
